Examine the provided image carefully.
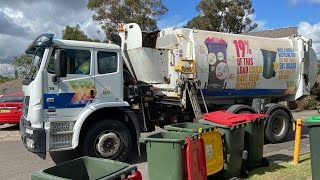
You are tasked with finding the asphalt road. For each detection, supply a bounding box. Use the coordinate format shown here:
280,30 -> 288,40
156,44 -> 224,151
0,110 -> 316,180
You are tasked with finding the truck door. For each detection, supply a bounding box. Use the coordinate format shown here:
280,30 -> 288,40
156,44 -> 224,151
45,48 -> 95,119
92,50 -> 123,104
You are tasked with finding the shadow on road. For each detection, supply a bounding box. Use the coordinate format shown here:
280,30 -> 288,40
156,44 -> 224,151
50,150 -> 81,165
0,124 -> 19,131
127,144 -> 147,164
49,144 -> 148,165
266,154 -> 293,162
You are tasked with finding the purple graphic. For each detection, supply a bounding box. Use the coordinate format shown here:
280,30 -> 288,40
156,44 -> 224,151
205,37 -> 228,90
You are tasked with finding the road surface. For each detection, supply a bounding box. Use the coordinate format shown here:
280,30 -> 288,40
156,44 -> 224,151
0,110 -> 315,180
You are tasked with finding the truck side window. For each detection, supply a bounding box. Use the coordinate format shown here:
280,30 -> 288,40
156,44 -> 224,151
47,49 -> 91,75
71,50 -> 91,75
47,50 -> 55,74
97,51 -> 117,74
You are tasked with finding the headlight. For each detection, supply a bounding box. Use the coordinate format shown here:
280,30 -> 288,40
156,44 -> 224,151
26,138 -> 35,149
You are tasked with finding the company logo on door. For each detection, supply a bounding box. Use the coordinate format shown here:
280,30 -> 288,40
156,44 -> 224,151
70,81 -> 97,105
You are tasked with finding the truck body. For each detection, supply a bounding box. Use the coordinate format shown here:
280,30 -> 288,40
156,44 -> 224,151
121,24 -> 316,102
20,23 -> 317,160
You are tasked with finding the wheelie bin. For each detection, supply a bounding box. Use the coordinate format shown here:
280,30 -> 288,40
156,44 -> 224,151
303,116 -> 320,180
243,114 -> 269,170
164,122 -> 214,133
164,122 -> 224,176
200,111 -> 251,179
31,156 -> 140,180
139,131 -> 196,180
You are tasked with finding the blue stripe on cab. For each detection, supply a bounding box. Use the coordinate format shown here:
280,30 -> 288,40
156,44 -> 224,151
44,93 -> 86,109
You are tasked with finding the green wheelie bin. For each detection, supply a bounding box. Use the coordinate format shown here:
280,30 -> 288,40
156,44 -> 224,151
200,111 -> 251,179
164,122 -> 224,176
139,131 -> 194,180
243,114 -> 269,170
31,156 -> 139,180
164,122 -> 215,133
303,116 -> 320,180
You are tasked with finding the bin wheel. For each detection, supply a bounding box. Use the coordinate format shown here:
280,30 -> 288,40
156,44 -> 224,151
262,157 -> 269,167
241,167 -> 249,178
80,119 -> 132,161
265,109 -> 290,143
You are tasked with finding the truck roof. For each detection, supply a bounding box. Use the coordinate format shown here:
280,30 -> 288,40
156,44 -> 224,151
52,39 -> 120,50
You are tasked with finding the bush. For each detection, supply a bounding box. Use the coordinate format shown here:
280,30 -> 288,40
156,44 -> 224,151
288,101 -> 298,110
296,95 -> 318,110
0,77 -> 15,83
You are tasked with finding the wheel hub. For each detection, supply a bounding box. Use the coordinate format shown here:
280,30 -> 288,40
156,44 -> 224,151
96,132 -> 121,158
272,117 -> 285,136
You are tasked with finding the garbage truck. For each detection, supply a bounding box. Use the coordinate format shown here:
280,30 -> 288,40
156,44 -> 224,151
20,23 -> 317,160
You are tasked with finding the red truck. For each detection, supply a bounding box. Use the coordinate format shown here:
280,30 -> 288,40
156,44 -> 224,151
0,93 -> 24,125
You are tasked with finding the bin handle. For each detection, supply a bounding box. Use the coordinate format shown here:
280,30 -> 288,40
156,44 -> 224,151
198,128 -> 203,133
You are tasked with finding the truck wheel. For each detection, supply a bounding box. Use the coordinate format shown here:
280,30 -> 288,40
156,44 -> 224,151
81,119 -> 132,161
265,109 -> 290,143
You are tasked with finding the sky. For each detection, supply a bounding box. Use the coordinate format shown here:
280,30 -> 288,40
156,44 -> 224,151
0,0 -> 320,75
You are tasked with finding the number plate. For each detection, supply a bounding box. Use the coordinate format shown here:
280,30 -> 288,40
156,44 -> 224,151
0,109 -> 10,113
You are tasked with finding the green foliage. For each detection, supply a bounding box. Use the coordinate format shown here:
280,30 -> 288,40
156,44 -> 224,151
87,0 -> 168,35
12,54 -> 33,78
296,95 -> 318,110
0,76 -> 15,83
185,0 -> 258,33
317,61 -> 320,75
14,70 -> 18,79
62,24 -> 93,41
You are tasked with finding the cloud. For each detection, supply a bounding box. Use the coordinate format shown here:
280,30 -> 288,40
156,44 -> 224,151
289,0 -> 320,5
247,14 -> 268,32
157,15 -> 189,29
0,0 -> 104,64
298,21 -> 320,58
0,10 -> 31,36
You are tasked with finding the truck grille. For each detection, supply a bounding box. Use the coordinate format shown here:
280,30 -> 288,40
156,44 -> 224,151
50,122 -> 74,149
51,122 -> 74,133
51,134 -> 72,148
23,96 -> 30,118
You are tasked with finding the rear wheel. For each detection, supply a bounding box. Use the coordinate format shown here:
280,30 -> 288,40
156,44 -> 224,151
80,119 -> 132,161
265,109 -> 290,143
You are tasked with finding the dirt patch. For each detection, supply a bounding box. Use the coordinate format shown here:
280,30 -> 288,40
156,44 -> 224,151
0,79 -> 23,94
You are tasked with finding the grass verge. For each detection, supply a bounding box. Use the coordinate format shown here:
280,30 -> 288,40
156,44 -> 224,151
246,153 -> 311,180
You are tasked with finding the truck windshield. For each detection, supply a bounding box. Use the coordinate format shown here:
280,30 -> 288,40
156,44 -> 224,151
26,47 -> 45,79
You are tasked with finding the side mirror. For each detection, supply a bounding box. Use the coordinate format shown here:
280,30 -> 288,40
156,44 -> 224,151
53,50 -> 67,83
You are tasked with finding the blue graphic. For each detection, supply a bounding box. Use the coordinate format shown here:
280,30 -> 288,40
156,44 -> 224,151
44,93 -> 88,109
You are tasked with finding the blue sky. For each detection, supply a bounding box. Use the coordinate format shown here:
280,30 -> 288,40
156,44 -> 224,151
158,0 -> 320,30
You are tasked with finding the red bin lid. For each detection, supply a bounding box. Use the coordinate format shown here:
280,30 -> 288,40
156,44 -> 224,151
203,111 -> 247,126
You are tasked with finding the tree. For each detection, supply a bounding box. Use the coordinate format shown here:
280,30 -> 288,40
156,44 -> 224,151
185,0 -> 258,34
0,63 -> 13,77
12,54 -> 32,78
87,0 -> 168,36
62,24 -> 93,41
14,70 -> 18,79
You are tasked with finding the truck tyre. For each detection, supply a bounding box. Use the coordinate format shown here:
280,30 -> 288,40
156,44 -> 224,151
80,119 -> 132,161
265,109 -> 290,143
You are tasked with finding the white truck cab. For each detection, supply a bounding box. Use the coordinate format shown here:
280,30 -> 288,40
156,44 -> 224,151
20,34 -> 140,160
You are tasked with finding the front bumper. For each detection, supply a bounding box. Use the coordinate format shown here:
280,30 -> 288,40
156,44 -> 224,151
20,116 -> 46,159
